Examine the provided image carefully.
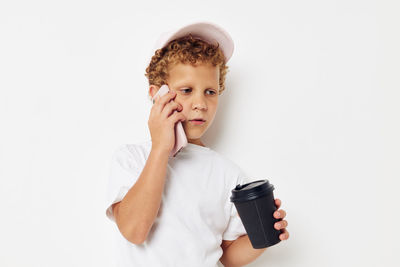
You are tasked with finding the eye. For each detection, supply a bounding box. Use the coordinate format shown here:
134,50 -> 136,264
206,90 -> 216,95
181,88 -> 191,93
180,88 -> 216,95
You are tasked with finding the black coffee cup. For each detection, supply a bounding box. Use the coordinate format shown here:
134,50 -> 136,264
230,179 -> 282,249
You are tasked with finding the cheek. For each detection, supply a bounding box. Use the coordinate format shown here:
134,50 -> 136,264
179,103 -> 189,116
209,103 -> 218,113
178,101 -> 188,111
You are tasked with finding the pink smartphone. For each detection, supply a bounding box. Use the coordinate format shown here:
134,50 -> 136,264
152,84 -> 188,157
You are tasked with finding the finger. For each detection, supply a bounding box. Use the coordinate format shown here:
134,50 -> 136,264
279,228 -> 290,241
162,101 -> 182,118
274,209 -> 286,219
168,110 -> 186,124
274,220 -> 288,230
154,90 -> 177,111
275,198 -> 281,209
161,90 -> 177,102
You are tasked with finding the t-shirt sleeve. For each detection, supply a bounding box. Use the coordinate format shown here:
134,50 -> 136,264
222,170 -> 248,241
104,144 -> 143,223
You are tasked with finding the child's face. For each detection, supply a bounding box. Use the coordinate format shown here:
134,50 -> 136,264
154,62 -> 220,146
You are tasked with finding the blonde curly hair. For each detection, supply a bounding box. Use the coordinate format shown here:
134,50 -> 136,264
144,34 -> 229,99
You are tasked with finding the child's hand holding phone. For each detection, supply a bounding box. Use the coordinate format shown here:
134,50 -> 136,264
149,85 -> 188,157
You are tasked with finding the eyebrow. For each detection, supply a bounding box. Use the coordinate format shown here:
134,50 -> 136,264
177,86 -> 217,90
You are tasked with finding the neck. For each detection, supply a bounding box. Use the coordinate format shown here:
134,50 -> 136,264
188,139 -> 205,147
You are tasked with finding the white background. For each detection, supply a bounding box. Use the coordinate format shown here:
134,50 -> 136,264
1,0 -> 399,266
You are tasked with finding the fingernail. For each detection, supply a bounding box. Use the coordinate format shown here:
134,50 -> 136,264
276,212 -> 280,217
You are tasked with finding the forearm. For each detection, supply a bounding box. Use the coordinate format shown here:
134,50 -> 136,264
117,148 -> 169,243
220,235 -> 267,267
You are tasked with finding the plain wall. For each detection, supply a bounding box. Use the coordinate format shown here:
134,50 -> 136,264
0,0 -> 399,266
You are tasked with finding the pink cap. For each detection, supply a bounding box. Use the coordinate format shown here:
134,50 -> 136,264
147,21 -> 234,66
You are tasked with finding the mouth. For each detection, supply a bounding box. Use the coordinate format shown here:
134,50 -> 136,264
189,118 -> 206,125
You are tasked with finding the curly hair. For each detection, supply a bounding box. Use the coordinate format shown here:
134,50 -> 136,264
144,34 -> 229,97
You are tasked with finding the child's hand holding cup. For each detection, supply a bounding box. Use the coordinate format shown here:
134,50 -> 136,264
230,179 -> 289,249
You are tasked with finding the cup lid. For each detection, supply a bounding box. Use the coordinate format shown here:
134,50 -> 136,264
230,179 -> 274,202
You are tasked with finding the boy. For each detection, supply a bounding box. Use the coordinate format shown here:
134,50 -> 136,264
105,21 -> 289,267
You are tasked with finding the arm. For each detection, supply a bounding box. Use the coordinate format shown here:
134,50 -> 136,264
219,198 -> 290,267
220,235 -> 267,267
112,148 -> 169,244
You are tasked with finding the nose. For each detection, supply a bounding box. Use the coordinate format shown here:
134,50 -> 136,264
192,92 -> 207,110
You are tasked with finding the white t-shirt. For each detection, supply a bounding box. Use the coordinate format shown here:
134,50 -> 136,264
105,140 -> 247,267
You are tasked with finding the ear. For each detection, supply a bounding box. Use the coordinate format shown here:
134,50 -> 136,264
149,85 -> 160,99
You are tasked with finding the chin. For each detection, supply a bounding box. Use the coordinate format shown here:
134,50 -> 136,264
183,128 -> 205,139
185,131 -> 204,139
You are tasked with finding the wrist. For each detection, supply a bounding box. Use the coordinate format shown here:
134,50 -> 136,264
150,146 -> 170,158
